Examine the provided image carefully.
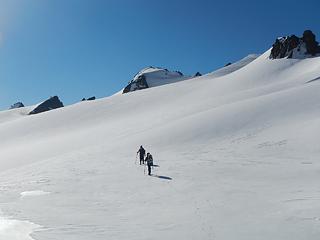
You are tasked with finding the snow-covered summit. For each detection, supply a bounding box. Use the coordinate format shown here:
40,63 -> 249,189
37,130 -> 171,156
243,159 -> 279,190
121,55 -> 261,94
122,66 -> 192,93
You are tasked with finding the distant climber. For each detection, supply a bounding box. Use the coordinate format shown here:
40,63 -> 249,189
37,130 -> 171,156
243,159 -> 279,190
145,153 -> 153,176
137,146 -> 146,165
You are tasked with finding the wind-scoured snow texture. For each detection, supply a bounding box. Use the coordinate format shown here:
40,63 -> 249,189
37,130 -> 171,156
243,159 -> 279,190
0,49 -> 320,239
122,66 -> 192,93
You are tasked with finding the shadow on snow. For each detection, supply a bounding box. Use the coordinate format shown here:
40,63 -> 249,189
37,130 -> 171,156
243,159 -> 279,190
151,174 -> 172,180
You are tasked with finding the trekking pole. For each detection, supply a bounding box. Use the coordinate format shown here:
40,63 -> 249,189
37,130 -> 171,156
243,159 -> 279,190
135,153 -> 138,165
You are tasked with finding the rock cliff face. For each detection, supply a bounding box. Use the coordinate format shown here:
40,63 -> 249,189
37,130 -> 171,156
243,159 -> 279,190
123,74 -> 149,93
29,96 -> 64,115
270,30 -> 320,59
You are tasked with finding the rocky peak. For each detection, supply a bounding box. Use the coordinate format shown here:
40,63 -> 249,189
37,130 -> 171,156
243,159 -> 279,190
270,30 -> 320,59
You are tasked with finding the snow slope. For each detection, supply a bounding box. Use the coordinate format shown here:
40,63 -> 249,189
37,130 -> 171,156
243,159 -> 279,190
121,55 -> 258,94
203,54 -> 259,78
0,105 -> 34,125
0,49 -> 320,239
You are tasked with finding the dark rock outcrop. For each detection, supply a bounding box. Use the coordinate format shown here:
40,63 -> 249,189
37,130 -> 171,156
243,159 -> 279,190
302,30 -> 319,56
10,102 -> 24,109
82,96 -> 96,101
270,35 -> 300,59
123,75 -> 149,94
87,96 -> 96,101
29,96 -> 64,115
194,72 -> 202,77
270,30 -> 320,59
225,62 -> 232,67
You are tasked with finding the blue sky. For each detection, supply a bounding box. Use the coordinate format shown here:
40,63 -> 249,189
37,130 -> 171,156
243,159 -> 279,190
0,0 -> 319,110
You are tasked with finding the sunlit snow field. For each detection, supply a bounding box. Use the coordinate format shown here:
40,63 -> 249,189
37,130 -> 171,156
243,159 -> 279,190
0,50 -> 319,239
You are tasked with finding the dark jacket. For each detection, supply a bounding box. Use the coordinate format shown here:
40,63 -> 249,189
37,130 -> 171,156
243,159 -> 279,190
137,147 -> 145,157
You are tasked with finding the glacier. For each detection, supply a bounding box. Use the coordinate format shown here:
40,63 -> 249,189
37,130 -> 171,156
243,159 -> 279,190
0,49 -> 319,239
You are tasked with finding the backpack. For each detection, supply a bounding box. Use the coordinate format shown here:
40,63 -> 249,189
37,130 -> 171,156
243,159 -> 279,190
147,155 -> 153,166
